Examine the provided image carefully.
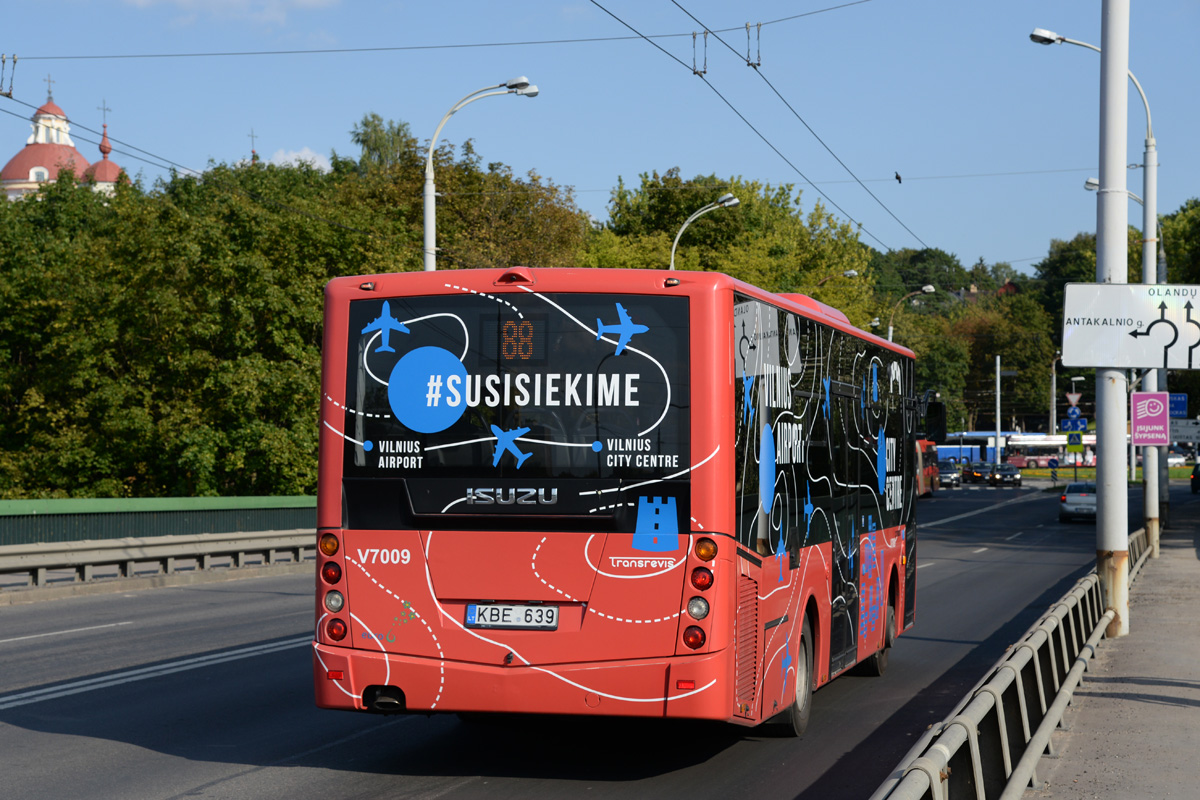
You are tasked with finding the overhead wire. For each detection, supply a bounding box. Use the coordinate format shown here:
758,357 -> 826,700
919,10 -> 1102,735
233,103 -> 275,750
588,0 -> 893,252
670,0 -> 929,250
15,2 -> 877,62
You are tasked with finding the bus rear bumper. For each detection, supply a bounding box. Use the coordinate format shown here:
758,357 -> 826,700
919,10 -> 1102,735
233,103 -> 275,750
313,642 -> 733,721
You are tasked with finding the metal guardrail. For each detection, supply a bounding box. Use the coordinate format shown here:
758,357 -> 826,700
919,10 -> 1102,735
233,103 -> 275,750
0,529 -> 314,588
0,496 -> 316,547
871,527 -> 1151,800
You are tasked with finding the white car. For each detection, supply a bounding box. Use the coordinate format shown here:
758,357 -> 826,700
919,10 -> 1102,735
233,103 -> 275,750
1059,482 -> 1097,523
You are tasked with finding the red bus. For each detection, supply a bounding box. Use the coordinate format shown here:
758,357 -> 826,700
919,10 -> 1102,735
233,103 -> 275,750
313,267 -> 919,735
916,439 -> 939,496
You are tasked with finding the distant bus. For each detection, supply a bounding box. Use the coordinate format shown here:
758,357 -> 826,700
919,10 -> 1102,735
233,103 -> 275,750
1006,434 -> 1096,467
313,267 -> 920,735
916,439 -> 939,496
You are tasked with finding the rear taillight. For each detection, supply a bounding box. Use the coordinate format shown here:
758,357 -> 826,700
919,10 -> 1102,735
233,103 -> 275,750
1060,495 -> 1067,502
320,533 -> 340,557
694,537 -> 717,562
687,597 -> 710,620
326,618 -> 347,641
682,626 -> 706,649
324,591 -> 345,612
321,561 -> 342,584
691,566 -> 714,591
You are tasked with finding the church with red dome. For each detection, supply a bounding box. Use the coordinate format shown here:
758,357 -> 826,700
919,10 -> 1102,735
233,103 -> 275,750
2,86 -> 124,200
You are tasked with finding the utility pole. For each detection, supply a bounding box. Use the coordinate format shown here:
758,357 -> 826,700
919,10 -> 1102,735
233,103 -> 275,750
1095,0 -> 1131,637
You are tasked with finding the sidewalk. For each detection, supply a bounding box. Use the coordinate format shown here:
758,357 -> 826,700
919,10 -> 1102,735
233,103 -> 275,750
1028,513 -> 1200,799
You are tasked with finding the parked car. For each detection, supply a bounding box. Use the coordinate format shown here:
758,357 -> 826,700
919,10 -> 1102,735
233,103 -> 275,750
1167,452 -> 1187,468
937,460 -> 961,488
963,462 -> 991,484
989,464 -> 1023,487
1192,463 -> 1200,494
1060,482 -> 1098,522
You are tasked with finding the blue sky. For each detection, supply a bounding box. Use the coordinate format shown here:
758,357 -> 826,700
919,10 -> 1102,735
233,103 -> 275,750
4,1 -> 1198,277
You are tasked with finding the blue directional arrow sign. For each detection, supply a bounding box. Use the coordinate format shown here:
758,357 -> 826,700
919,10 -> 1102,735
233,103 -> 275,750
1067,406 -> 1082,420
1061,418 -> 1088,432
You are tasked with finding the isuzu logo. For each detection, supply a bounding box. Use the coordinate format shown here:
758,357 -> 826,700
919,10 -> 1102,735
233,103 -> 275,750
465,488 -> 559,506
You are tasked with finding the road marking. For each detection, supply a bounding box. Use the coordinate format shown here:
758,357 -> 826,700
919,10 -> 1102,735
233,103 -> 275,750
972,547 -> 989,554
0,636 -> 310,710
0,621 -> 133,646
1006,531 -> 1024,540
917,562 -> 934,569
921,491 -> 1046,528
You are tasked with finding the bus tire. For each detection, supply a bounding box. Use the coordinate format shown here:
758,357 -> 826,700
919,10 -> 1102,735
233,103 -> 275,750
860,603 -> 895,677
784,618 -> 813,737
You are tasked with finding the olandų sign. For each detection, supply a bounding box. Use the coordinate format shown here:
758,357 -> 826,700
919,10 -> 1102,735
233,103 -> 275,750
1130,392 -> 1170,446
1062,283 -> 1200,369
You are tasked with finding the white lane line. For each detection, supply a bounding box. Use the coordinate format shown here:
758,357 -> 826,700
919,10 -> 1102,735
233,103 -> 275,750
0,621 -> 133,646
1006,531 -> 1025,540
0,636 -> 310,711
921,491 -> 1046,528
917,562 -> 934,569
972,547 -> 989,554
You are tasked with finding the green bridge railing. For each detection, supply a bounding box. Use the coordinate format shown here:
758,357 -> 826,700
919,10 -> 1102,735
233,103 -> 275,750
0,497 -> 317,547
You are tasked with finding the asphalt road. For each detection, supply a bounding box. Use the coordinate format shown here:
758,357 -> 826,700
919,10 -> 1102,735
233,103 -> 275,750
0,483 -> 1166,800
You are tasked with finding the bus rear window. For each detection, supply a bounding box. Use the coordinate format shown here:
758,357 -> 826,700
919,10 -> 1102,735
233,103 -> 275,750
339,292 -> 690,531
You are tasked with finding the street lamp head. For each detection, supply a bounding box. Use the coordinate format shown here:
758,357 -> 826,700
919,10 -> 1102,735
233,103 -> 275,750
1085,177 -> 1100,192
716,193 -> 740,208
843,269 -> 859,279
505,76 -> 531,90
1029,28 -> 1062,45
921,285 -> 935,294
870,317 -> 880,328
515,84 -> 539,98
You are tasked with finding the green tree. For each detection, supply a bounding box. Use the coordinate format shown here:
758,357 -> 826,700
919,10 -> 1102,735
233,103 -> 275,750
589,168 -> 877,327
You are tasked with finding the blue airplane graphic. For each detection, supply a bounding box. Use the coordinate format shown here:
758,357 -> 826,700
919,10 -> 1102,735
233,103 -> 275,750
490,425 -> 532,468
361,301 -> 410,353
596,302 -> 649,356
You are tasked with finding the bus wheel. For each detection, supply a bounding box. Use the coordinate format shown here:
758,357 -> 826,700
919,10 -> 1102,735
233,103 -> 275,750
860,603 -> 895,677
784,618 -> 813,737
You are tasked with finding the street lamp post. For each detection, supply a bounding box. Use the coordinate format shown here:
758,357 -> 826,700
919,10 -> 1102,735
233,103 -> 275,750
1050,350 -> 1061,437
669,193 -> 740,270
1032,9 -> 1133,637
887,285 -> 935,342
423,77 -> 539,271
1033,25 -> 1161,558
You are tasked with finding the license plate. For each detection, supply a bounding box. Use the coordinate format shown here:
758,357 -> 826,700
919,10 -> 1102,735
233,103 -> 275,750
466,603 -> 558,630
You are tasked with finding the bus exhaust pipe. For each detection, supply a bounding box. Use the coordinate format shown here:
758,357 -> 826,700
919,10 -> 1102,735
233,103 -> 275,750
363,686 -> 406,713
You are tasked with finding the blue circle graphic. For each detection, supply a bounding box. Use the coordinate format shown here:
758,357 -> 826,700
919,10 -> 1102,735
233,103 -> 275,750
592,440 -> 603,452
387,347 -> 469,434
759,423 -> 776,514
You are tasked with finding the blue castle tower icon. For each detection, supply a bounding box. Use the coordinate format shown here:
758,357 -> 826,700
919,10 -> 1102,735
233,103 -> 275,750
631,496 -> 681,552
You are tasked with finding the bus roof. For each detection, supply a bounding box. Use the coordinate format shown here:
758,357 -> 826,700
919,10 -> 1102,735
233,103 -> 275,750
327,267 -> 915,360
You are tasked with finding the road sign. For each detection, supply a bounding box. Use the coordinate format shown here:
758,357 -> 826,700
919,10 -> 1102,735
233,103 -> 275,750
1131,391 -> 1170,446
1170,418 -> 1200,442
1048,458 -> 1059,469
1061,418 -> 1088,432
1067,432 -> 1084,453
1170,393 -> 1188,418
1066,392 -> 1082,406
1062,283 -> 1200,369
1067,405 -> 1082,419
